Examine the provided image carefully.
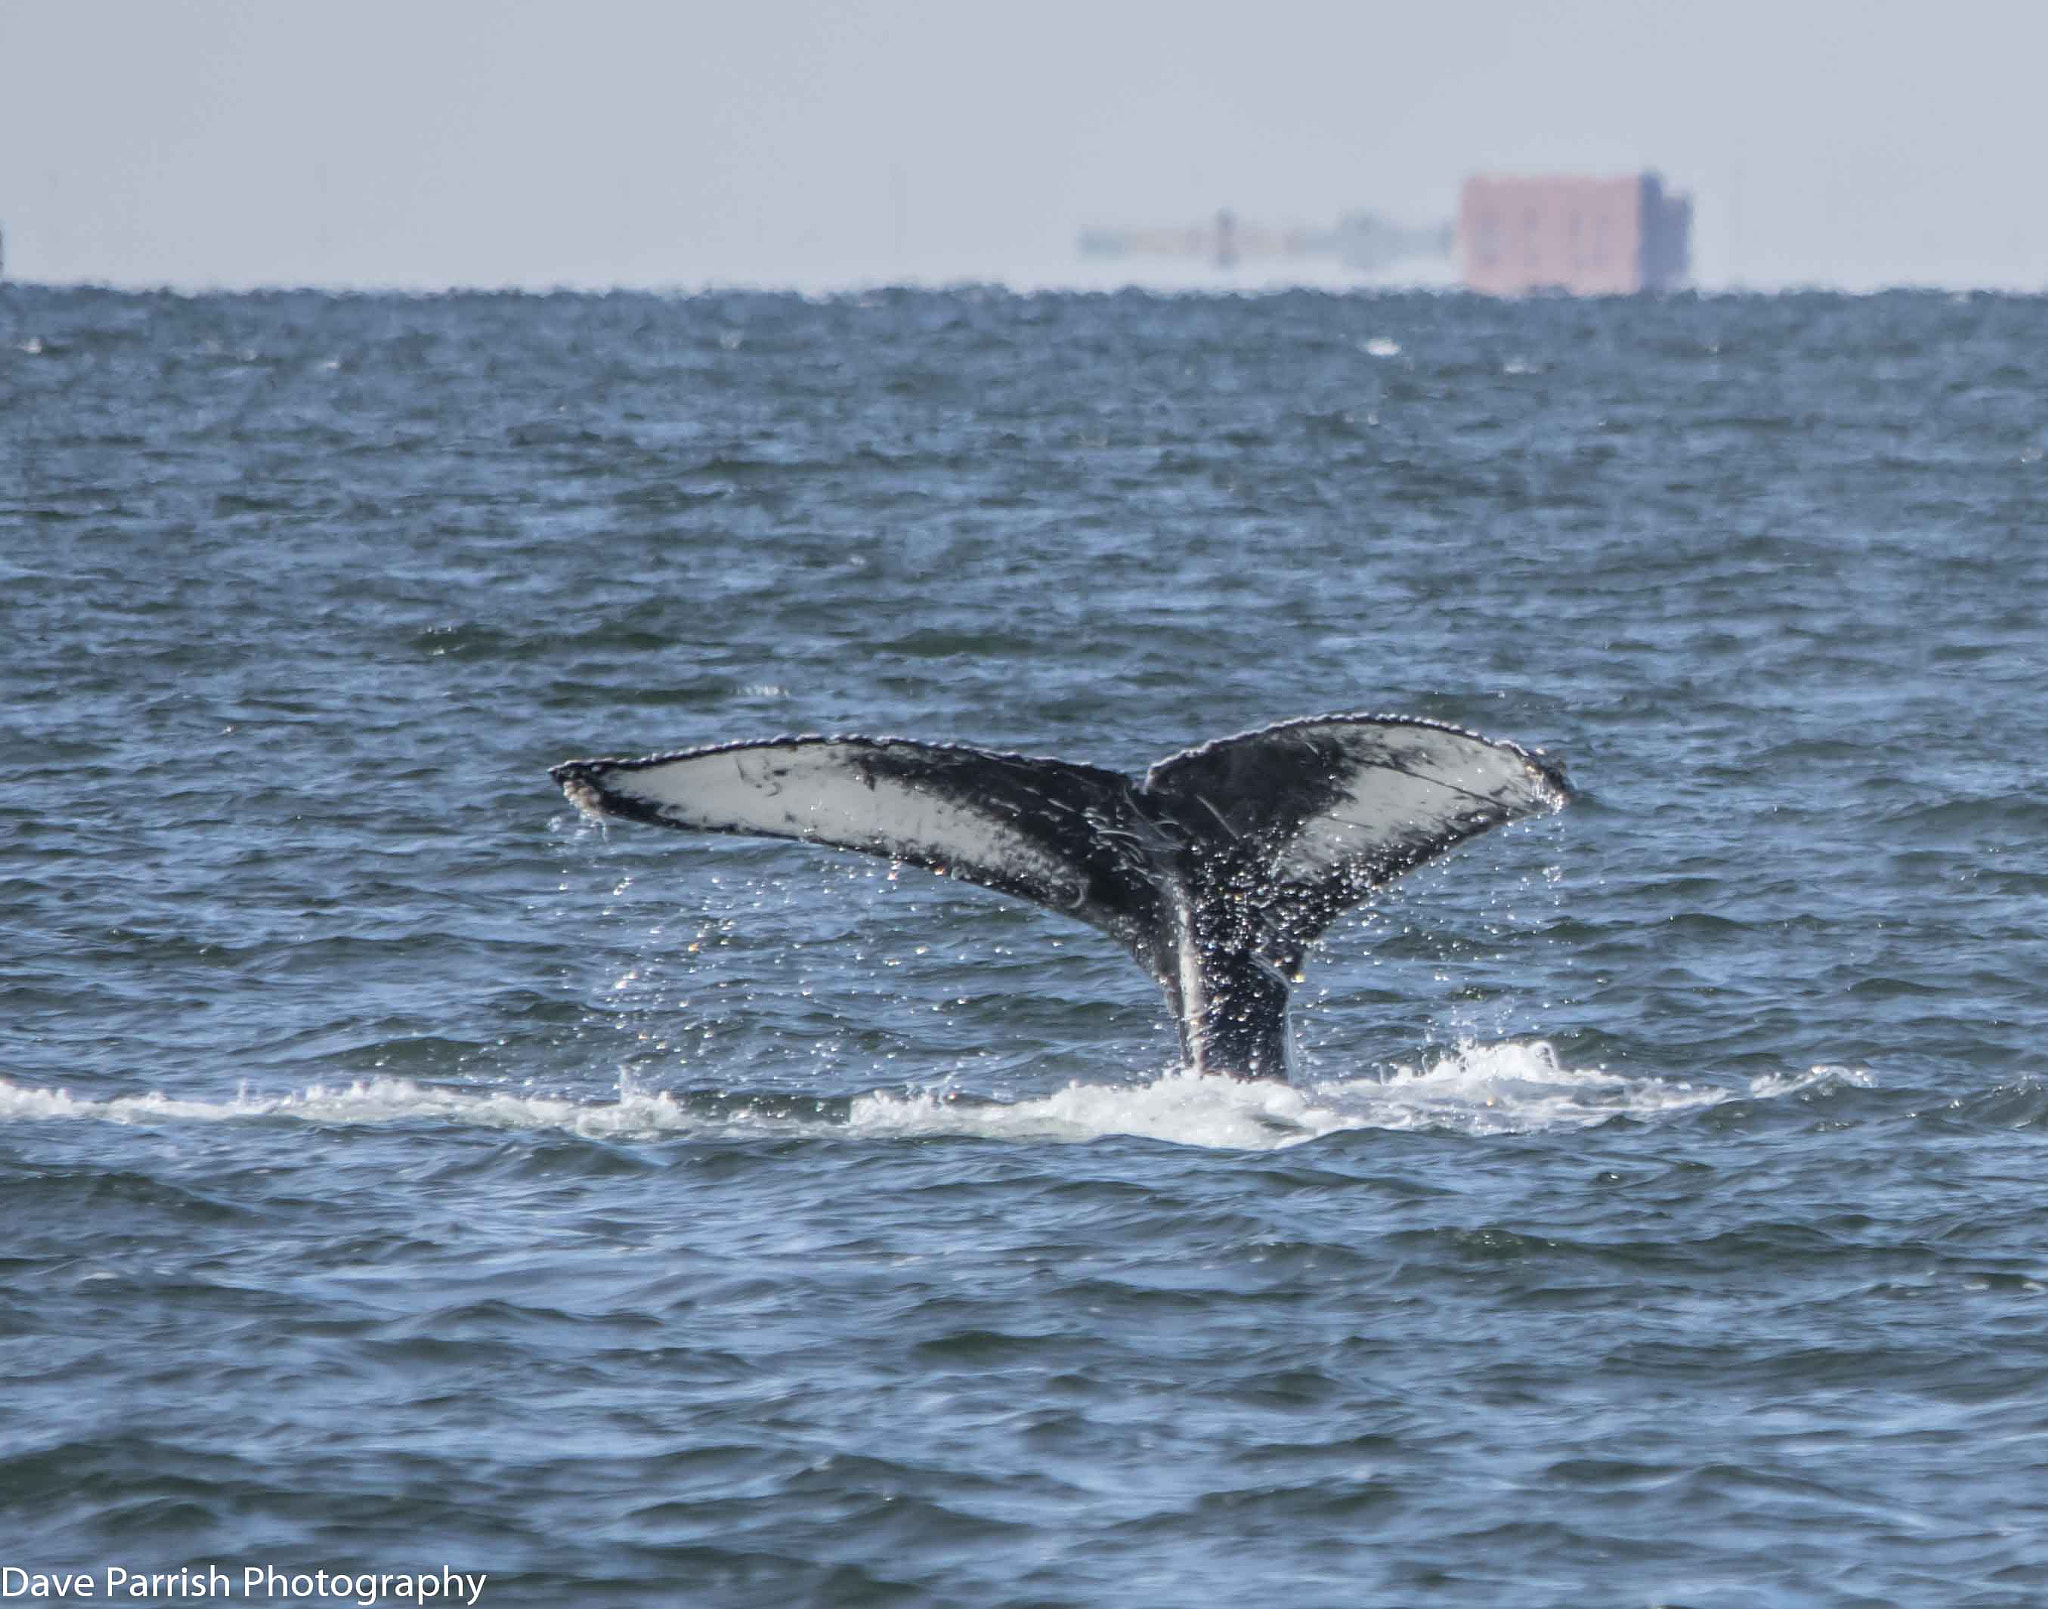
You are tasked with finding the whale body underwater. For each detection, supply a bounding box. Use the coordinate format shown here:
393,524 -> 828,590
551,714 -> 1572,1081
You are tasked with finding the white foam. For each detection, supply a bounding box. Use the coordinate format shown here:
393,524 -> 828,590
850,1069 -> 1325,1150
0,1075 -> 707,1139
852,1043 -> 1872,1148
0,1043 -> 1869,1152
1312,1041 -> 1871,1137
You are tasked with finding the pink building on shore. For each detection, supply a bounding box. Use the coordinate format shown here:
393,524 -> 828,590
1459,172 -> 1691,295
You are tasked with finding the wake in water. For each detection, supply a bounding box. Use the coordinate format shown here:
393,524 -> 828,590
0,1042 -> 1870,1152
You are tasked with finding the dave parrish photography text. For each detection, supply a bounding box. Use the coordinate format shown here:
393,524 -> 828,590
1,1568 -> 487,1606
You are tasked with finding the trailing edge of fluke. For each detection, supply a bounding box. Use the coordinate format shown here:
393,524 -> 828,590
550,713 -> 1571,1081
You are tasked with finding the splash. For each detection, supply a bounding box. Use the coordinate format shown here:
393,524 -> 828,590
854,1041 -> 1870,1147
0,1043 -> 1871,1152
1317,1040 -> 1869,1136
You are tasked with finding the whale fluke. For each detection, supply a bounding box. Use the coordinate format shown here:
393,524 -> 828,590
550,714 -> 1571,1080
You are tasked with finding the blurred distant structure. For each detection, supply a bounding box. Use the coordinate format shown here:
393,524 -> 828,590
1078,209 -> 1453,275
1459,172 -> 1691,294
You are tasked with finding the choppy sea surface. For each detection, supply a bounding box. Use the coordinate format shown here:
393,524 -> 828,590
4,284 -> 2046,1607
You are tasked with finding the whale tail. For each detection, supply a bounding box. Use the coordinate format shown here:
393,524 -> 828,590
550,714 -> 1571,1080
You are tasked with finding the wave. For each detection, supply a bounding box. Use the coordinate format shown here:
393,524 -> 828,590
0,1042 -> 1870,1152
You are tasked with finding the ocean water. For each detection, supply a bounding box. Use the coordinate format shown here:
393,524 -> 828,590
3,283 -> 2045,1607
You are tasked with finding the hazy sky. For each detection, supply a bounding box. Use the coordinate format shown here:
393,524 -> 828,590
3,0 -> 2044,292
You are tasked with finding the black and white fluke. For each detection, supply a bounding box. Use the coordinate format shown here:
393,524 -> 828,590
551,714 -> 1571,1081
